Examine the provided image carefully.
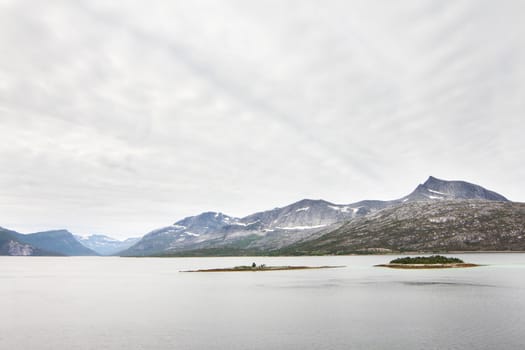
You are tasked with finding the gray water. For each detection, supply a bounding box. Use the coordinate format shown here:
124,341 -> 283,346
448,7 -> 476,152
1,254 -> 525,349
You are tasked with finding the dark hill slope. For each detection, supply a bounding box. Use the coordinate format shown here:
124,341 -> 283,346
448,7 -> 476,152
14,230 -> 98,256
0,228 -> 60,256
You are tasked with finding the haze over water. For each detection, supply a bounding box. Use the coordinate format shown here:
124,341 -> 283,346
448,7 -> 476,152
2,254 -> 525,349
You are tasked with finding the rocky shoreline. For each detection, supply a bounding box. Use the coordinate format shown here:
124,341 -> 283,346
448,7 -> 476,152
182,265 -> 344,272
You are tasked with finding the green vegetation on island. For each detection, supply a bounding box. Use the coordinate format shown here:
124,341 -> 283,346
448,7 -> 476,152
376,255 -> 480,269
389,255 -> 464,264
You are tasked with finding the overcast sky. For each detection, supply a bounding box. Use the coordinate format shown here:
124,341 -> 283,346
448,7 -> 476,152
1,0 -> 524,238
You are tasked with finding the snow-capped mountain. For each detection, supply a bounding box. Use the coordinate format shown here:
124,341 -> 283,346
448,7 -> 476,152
120,176 -> 510,256
121,198 -> 378,256
76,234 -> 140,255
120,212 -> 250,256
241,199 -> 363,230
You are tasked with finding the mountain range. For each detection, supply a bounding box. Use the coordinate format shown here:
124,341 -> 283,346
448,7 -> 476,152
0,228 -> 142,256
75,235 -> 140,255
120,176 -> 520,256
279,200 -> 525,255
2,176 -> 521,257
0,228 -> 98,256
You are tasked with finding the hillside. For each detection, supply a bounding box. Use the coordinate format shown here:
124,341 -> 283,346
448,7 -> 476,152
0,228 -> 60,256
14,230 -> 98,256
280,200 -> 525,255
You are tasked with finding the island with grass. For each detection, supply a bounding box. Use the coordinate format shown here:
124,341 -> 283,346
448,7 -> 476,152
375,255 -> 480,269
182,262 -> 345,272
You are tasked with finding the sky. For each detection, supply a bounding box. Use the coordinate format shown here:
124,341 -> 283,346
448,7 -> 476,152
1,0 -> 524,239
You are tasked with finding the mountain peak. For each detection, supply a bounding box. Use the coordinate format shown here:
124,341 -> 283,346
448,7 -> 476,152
173,211 -> 237,227
424,175 -> 443,185
289,198 -> 333,207
407,176 -> 508,202
30,229 -> 73,237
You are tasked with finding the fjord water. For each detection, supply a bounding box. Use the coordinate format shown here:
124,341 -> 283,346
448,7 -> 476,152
2,254 -> 525,349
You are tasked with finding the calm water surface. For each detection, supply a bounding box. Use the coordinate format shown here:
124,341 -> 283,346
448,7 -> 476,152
1,254 -> 525,349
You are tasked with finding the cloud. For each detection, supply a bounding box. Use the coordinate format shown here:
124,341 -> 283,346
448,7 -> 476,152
0,0 -> 524,237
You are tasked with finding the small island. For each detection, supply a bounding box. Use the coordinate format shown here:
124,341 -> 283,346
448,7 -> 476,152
182,262 -> 344,272
375,255 -> 480,269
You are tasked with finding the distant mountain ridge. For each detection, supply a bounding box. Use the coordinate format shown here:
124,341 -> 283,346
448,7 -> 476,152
75,234 -> 140,255
121,176 -> 511,256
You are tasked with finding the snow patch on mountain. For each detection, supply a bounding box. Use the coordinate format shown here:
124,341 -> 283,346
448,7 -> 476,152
275,224 -> 327,230
428,189 -> 446,195
427,195 -> 445,200
328,205 -> 349,212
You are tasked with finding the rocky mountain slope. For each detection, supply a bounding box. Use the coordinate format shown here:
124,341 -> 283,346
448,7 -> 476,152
280,200 -> 525,255
119,199 -> 362,256
400,176 -> 508,202
121,176 -> 512,256
75,235 -> 140,255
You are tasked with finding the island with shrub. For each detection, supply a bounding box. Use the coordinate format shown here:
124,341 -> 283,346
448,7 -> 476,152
375,255 -> 480,269
182,262 -> 344,272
